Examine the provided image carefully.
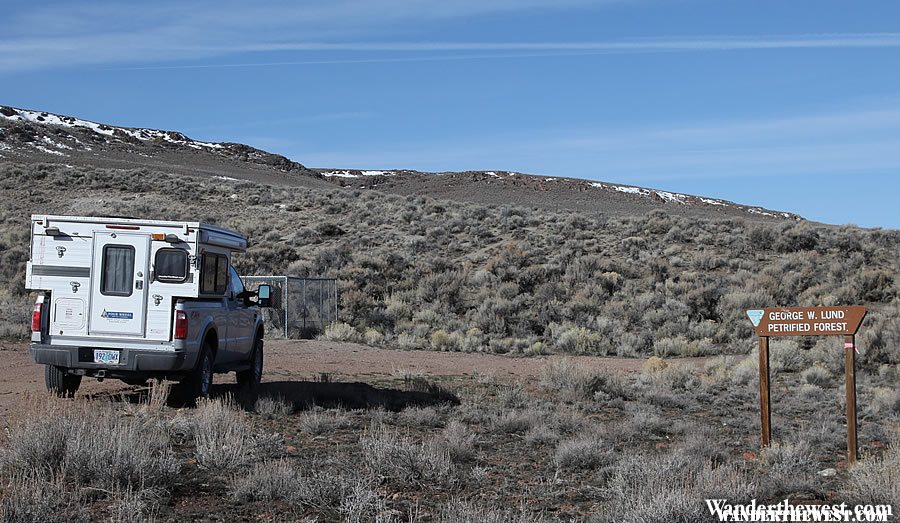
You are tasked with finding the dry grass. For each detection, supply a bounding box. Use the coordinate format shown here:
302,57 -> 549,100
0,399 -> 178,492
0,398 -> 177,522
1,357 -> 898,520
0,471 -> 87,523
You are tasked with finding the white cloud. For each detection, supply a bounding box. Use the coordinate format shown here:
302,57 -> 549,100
0,0 -> 606,71
3,0 -> 900,72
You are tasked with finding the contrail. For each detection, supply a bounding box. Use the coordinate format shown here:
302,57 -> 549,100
107,33 -> 900,70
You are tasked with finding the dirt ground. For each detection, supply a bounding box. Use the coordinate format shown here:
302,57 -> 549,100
0,339 -> 710,418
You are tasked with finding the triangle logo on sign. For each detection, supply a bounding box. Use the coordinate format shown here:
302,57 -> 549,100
746,309 -> 764,327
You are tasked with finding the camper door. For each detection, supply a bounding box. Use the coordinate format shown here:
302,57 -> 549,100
89,232 -> 150,336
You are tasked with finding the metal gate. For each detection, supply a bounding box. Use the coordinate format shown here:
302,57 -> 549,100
242,276 -> 338,338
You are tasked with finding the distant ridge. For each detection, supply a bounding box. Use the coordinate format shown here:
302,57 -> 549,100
0,105 -> 801,221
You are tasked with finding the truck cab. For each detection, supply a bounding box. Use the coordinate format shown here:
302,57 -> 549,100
26,215 -> 272,402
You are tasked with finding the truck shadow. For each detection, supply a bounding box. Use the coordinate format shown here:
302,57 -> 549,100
217,379 -> 460,412
102,377 -> 459,411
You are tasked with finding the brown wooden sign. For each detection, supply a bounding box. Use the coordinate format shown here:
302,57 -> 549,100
747,305 -> 867,464
747,306 -> 867,337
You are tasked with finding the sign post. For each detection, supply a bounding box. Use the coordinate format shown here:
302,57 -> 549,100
844,334 -> 858,463
746,306 -> 867,463
758,335 -> 771,447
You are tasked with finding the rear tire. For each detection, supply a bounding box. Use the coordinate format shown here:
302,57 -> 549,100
45,365 -> 81,398
236,338 -> 263,391
175,343 -> 214,406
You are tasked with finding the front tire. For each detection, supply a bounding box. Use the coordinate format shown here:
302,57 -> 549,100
237,338 -> 263,391
45,365 -> 81,398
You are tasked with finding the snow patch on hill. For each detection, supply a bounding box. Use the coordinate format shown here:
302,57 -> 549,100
321,169 -> 397,178
590,182 -> 737,208
1,107 -> 223,150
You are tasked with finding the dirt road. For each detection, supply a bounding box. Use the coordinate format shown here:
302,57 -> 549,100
0,339 -> 711,417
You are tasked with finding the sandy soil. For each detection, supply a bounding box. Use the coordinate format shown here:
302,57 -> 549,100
0,339 -> 711,417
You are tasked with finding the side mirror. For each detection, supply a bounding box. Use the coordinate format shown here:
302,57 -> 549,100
257,285 -> 272,308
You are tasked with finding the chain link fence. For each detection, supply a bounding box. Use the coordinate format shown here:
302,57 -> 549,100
243,276 -> 338,338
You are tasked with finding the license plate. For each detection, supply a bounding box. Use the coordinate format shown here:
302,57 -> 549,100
93,349 -> 120,365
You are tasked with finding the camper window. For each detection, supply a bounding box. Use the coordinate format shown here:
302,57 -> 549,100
155,249 -> 188,283
101,245 -> 135,296
200,253 -> 229,295
215,255 -> 228,294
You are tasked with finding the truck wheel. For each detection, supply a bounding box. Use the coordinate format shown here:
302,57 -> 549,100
45,365 -> 81,398
176,344 -> 214,406
236,338 -> 263,390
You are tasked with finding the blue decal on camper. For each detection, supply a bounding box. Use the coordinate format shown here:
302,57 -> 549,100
100,310 -> 133,320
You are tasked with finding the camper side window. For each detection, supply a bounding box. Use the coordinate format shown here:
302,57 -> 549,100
101,245 -> 135,297
200,253 -> 229,295
215,255 -> 228,294
155,249 -> 188,283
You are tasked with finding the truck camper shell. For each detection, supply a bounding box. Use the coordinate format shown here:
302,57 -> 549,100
27,215 -> 247,343
25,214 -> 269,399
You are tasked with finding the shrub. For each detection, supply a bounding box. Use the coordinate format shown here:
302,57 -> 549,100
553,435 -> 611,470
596,449 -> 755,522
869,387 -> 900,416
431,329 -> 458,351
732,353 -> 759,386
524,423 -> 560,445
363,328 -> 385,345
438,421 -> 476,462
230,459 -> 302,503
359,426 -> 455,487
760,441 -> 818,496
801,365 -> 832,387
298,408 -> 354,435
399,406 -> 442,428
492,410 -> 540,434
192,397 -> 255,471
844,443 -> 900,505
437,500 -> 545,523
396,332 -> 426,349
554,325 -> 604,354
539,358 -> 591,400
497,384 -> 530,409
255,395 -> 294,419
320,322 -> 362,343
231,459 -> 370,515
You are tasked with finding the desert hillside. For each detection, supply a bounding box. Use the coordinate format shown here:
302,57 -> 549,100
0,120 -> 898,523
0,105 -> 800,221
0,162 -> 896,364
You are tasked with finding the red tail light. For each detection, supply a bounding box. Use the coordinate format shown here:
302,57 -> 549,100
174,311 -> 188,340
31,303 -> 42,332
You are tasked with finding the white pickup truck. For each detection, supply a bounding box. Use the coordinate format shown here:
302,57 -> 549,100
25,215 -> 272,402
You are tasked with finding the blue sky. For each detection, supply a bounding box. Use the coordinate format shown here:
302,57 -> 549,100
2,1 -> 899,228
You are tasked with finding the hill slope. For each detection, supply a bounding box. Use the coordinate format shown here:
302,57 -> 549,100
0,105 -> 799,221
0,162 -> 896,363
